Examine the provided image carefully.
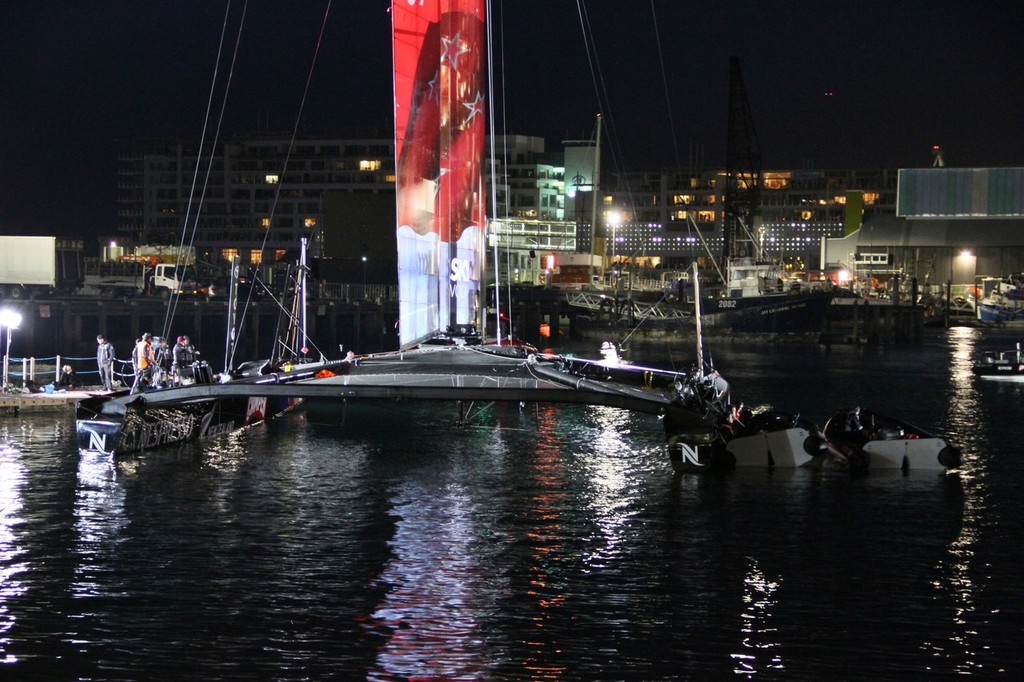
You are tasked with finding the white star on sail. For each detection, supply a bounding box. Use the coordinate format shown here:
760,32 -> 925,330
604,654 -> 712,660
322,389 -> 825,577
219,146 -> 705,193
441,32 -> 469,70
462,92 -> 484,124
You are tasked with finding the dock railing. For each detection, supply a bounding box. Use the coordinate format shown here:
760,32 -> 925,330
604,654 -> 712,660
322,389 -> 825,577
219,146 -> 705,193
2,353 -> 136,393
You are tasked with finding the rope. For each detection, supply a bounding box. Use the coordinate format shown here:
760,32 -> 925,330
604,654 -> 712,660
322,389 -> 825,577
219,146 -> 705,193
164,0 -> 247,339
229,1 -> 333,370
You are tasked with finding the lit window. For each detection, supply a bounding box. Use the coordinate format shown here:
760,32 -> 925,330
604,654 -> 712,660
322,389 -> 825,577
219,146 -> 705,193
359,159 -> 382,171
221,248 -> 238,262
261,217 -> 270,228
265,174 -> 280,184
250,250 -> 263,265
304,217 -> 317,229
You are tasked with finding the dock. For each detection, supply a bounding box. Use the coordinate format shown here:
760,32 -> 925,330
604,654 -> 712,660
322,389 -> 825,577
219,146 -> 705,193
0,390 -> 93,415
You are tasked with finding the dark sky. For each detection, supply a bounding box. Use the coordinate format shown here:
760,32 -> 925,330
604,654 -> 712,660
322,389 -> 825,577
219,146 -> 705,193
2,1 -> 1020,241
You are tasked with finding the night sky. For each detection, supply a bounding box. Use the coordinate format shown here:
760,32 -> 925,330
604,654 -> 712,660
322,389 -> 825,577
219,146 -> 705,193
2,1 -> 1020,242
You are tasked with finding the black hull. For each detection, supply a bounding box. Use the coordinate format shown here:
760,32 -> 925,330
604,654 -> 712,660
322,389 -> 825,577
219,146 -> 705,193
972,366 -> 1024,380
76,393 -> 301,455
75,347 -> 731,462
700,291 -> 833,333
972,346 -> 1024,380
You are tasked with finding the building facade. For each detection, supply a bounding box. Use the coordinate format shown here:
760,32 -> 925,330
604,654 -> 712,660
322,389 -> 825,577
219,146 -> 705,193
119,132 -> 919,285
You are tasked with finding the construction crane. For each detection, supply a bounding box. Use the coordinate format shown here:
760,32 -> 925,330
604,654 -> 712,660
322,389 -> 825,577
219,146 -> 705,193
722,56 -> 763,263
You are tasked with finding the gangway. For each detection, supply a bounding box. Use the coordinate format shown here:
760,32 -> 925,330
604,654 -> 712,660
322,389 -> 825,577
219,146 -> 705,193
563,291 -> 690,320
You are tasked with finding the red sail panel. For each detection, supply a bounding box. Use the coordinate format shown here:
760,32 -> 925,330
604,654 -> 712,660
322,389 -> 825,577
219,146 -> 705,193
393,0 -> 486,347
437,0 -> 486,330
394,0 -> 442,347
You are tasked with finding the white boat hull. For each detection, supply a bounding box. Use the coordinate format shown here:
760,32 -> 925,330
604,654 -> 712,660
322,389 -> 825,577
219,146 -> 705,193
823,408 -> 961,472
726,427 -> 825,468
862,438 -> 952,471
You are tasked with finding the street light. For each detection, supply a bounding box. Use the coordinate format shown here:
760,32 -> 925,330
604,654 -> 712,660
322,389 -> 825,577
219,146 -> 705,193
361,255 -> 368,287
1,309 -> 23,390
607,210 -> 622,267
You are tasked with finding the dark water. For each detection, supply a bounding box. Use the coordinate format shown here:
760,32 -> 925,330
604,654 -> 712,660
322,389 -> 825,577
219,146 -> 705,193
2,327 -> 1022,679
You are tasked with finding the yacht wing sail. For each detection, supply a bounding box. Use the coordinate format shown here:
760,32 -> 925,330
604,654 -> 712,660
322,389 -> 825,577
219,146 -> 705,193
392,0 -> 487,348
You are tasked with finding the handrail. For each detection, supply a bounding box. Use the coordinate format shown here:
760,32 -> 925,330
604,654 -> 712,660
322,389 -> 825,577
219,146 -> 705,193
3,354 -> 136,389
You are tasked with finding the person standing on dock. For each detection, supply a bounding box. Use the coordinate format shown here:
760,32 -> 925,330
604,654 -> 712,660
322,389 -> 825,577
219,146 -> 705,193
96,334 -> 115,391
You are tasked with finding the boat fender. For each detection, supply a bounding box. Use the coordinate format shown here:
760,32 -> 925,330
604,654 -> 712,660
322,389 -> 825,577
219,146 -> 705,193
938,445 -> 962,469
804,434 -> 826,456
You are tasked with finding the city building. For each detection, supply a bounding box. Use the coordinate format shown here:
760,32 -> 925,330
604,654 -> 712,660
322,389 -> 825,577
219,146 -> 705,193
823,167 -> 1024,297
598,168 -> 899,277
117,133 -> 395,268
124,132 -> 1020,292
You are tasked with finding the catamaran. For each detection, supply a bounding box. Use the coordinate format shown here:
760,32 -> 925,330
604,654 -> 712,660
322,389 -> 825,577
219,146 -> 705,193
75,1 -> 731,468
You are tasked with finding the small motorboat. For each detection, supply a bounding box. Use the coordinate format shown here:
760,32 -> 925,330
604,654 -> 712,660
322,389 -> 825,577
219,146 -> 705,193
972,343 -> 1024,381
823,407 -> 961,472
723,410 -> 829,468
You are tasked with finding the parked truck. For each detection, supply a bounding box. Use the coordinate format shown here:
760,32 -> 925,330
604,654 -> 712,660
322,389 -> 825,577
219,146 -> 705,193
0,235 -> 199,299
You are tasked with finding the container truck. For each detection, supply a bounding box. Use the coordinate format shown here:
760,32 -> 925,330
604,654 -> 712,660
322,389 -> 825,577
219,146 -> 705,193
0,236 -> 198,299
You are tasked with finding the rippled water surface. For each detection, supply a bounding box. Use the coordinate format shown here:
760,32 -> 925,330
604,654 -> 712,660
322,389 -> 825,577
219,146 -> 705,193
2,328 -> 1022,679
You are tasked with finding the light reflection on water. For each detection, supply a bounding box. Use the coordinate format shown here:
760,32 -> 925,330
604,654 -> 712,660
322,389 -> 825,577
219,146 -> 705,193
0,436 -> 28,664
0,331 -> 1023,677
933,327 -> 1000,674
72,450 -> 128,599
732,556 -> 784,675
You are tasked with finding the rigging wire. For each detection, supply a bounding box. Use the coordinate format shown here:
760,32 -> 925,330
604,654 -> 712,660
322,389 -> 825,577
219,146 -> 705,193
648,1 -> 700,264
489,1 -> 520,344
162,0 -> 247,341
486,0 -> 501,344
649,0 -> 683,175
573,1 -> 643,279
228,0 -> 333,369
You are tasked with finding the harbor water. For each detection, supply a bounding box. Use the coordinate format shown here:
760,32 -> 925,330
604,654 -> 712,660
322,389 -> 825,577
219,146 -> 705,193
1,327 -> 1022,679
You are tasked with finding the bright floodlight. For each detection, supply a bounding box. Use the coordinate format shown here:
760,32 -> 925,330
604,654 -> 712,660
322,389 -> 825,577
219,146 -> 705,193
960,249 -> 973,259
0,310 -> 22,329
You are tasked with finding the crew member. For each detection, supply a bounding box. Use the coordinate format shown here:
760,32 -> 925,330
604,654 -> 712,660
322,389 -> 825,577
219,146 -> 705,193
172,335 -> 199,383
153,336 -> 172,388
132,333 -> 154,393
96,334 -> 115,391
56,364 -> 76,390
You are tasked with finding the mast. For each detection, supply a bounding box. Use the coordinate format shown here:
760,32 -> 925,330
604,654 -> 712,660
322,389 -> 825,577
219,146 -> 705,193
590,113 -> 602,278
223,255 -> 240,374
299,236 -> 308,354
692,261 -> 704,378
485,0 -> 500,344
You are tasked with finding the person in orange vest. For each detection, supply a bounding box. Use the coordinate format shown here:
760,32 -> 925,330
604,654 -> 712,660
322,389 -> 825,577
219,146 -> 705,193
131,332 -> 155,393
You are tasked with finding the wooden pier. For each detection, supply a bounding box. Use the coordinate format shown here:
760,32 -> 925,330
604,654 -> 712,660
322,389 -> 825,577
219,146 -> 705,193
0,391 -> 89,415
